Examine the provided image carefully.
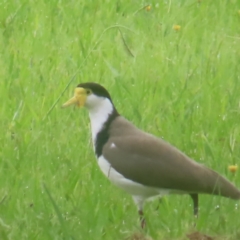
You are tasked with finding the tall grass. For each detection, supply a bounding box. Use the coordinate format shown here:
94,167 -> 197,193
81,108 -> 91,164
1,0 -> 240,239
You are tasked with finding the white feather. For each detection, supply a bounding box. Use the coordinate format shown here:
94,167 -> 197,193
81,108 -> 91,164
98,155 -> 170,210
110,143 -> 116,148
85,95 -> 113,145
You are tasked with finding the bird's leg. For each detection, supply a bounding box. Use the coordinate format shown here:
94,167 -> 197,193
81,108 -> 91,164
138,209 -> 146,228
189,193 -> 198,218
133,196 -> 146,229
155,198 -> 162,210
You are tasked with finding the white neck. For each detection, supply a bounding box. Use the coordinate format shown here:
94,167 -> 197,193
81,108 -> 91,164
87,97 -> 114,145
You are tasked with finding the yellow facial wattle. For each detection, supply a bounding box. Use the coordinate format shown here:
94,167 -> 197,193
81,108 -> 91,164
62,87 -> 87,108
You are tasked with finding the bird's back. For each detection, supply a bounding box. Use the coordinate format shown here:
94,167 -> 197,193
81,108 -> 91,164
105,116 -> 240,200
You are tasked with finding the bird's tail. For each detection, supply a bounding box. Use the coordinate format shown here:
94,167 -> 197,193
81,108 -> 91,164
207,168 -> 240,200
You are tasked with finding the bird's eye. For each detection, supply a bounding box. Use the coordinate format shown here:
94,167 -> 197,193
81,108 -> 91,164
86,90 -> 91,95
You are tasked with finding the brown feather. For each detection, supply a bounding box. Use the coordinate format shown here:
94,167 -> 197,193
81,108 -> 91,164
103,116 -> 240,200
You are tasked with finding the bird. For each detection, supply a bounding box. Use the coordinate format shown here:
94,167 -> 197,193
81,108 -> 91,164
62,82 -> 240,228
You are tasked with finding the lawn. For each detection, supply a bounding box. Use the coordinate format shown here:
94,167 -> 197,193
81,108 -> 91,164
1,0 -> 240,239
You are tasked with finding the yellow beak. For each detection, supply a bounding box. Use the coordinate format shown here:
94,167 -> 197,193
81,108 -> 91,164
62,87 -> 87,108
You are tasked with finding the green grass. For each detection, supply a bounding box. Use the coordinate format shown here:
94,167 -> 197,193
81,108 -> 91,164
1,0 -> 240,239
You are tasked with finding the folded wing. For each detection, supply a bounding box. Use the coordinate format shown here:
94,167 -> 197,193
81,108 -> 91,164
103,135 -> 240,199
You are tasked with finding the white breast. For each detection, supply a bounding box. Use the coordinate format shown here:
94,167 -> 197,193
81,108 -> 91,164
87,96 -> 114,145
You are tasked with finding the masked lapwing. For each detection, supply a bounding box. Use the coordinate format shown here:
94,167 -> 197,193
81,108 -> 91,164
62,82 -> 240,228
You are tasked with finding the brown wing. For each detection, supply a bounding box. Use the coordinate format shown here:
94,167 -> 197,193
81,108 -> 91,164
103,134 -> 240,199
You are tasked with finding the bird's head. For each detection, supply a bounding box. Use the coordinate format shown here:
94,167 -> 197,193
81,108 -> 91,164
62,82 -> 113,110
